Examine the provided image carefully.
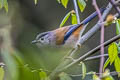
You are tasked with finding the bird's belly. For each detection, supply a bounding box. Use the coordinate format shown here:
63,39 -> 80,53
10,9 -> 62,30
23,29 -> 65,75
64,35 -> 78,47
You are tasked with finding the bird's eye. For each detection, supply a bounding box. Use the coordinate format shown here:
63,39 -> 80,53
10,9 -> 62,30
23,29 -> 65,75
40,37 -> 44,40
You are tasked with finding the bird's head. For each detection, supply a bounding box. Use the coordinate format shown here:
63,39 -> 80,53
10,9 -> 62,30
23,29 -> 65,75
32,31 -> 56,47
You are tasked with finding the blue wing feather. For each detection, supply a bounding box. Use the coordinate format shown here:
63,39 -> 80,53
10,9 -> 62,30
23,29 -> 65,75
63,8 -> 106,44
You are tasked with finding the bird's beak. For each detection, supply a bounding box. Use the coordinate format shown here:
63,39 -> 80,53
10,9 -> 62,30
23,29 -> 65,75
31,40 -> 37,44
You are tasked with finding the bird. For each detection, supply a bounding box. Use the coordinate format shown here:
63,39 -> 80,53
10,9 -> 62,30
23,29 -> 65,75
32,8 -> 105,47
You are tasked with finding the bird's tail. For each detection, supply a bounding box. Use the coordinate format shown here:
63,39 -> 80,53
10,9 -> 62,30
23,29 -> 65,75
82,8 -> 106,25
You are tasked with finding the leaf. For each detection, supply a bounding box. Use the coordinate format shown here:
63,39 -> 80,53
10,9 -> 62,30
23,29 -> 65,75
1,49 -> 19,80
103,58 -> 110,71
77,0 -> 86,12
102,76 -> 114,80
39,71 -> 50,80
108,42 -> 118,65
80,62 -> 86,79
102,69 -> 114,80
118,47 -> 120,53
71,13 -> 77,24
61,0 -> 69,8
0,67 -> 4,80
114,56 -> 120,77
60,11 -> 71,27
93,74 -> 100,80
116,19 -> 120,35
34,0 -> 38,5
57,0 -> 61,4
59,72 -> 72,80
0,0 -> 3,9
3,0 -> 8,12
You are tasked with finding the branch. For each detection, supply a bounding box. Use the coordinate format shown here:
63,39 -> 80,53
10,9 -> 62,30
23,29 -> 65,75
84,54 -> 108,61
60,34 -> 120,71
78,3 -> 112,45
70,71 -> 118,77
73,0 -> 80,23
92,0 -> 105,75
109,0 -> 120,15
49,3 -> 113,80
84,53 -> 120,61
69,3 -> 113,57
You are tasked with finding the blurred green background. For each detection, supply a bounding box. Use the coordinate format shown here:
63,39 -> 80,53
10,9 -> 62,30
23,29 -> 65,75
0,0 -> 117,80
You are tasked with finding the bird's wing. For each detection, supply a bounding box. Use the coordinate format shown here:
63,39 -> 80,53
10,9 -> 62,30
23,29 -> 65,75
54,26 -> 70,45
54,25 -> 83,45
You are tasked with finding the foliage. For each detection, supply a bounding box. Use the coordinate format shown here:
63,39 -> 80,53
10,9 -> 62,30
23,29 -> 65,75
59,10 -> 78,27
58,0 -> 86,27
0,67 -> 4,80
0,0 -> 8,12
0,0 -> 120,80
59,72 -> 72,80
61,0 -> 69,8
77,0 -> 86,12
60,11 -> 71,27
104,19 -> 120,77
34,0 -> 38,5
108,42 -> 118,65
79,62 -> 87,79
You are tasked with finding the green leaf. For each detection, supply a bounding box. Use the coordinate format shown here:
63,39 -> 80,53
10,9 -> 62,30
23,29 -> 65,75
0,0 -> 3,9
103,58 -> 110,71
102,69 -> 114,80
114,56 -> 120,77
116,19 -> 120,35
3,0 -> 8,12
61,0 -> 69,8
118,47 -> 120,53
0,67 -> 4,80
1,49 -> 19,80
77,0 -> 86,12
57,0 -> 61,4
34,0 -> 38,5
93,74 -> 100,80
39,71 -> 50,80
71,13 -> 77,24
80,62 -> 86,79
102,76 -> 114,80
60,11 -> 71,27
59,72 -> 72,80
108,42 -> 118,65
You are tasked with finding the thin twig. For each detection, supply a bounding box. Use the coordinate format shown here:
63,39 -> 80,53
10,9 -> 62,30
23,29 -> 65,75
84,54 -> 108,61
92,0 -> 105,75
60,34 -> 120,71
70,71 -> 118,77
78,3 -> 112,44
73,0 -> 80,23
68,0 -> 81,57
84,53 -> 120,61
49,3 -> 112,79
109,0 -> 120,15
69,23 -> 89,56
